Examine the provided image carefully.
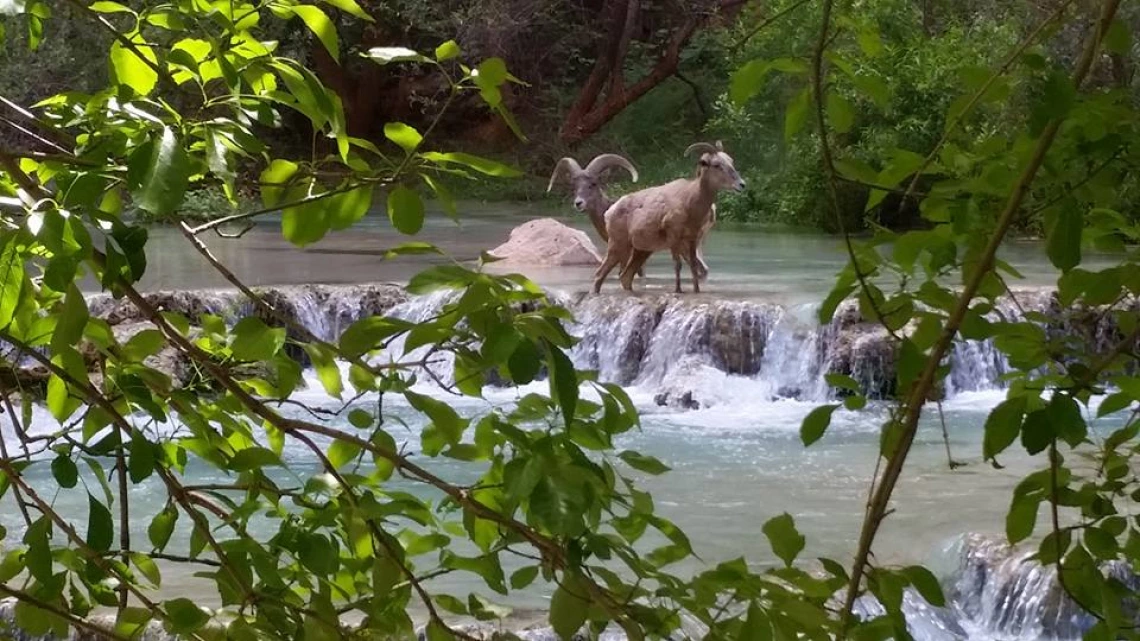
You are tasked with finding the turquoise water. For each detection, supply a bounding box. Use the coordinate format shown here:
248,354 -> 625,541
27,201 -> 1118,630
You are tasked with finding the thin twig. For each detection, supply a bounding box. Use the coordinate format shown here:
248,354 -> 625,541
732,0 -> 814,52
0,584 -> 131,641
936,400 -> 965,469
1026,146 -> 1128,217
810,0 -> 902,343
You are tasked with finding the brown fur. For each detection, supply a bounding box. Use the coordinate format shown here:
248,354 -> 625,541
593,142 -> 743,294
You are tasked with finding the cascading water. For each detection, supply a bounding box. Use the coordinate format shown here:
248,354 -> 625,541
8,281 -> 1139,641
569,295 -> 663,385
944,339 -> 1012,396
752,303 -> 833,402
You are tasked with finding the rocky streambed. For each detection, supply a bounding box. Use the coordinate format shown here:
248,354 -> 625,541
1,283 -> 1132,409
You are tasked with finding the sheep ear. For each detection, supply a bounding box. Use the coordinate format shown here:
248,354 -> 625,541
715,140 -> 724,151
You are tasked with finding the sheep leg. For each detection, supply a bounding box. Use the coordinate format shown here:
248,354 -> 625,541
620,250 -> 652,291
687,243 -> 702,294
672,248 -> 685,293
593,248 -> 626,294
695,246 -> 709,282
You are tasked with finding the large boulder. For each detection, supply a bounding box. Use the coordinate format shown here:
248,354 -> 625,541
488,218 -> 602,266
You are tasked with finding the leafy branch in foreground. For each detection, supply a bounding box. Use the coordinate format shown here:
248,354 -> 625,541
0,2 -> 839,640
731,0 -> 1140,637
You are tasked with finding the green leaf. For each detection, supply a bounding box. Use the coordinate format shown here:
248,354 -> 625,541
339,316 -> 412,357
163,598 -> 210,635
1047,207 -> 1082,271
129,127 -> 191,216
857,25 -> 883,57
800,404 -> 839,446
129,429 -> 156,483
508,339 -> 542,384
406,391 -> 465,444
0,234 -> 24,328
618,450 -> 670,475
1006,492 -> 1039,543
321,0 -> 371,21
549,578 -> 588,640
384,122 -> 422,153
387,185 -> 425,235
231,317 -> 286,361
148,505 -> 177,551
1105,20 -> 1131,55
51,285 -> 88,353
730,59 -> 770,106
304,344 -> 343,398
784,88 -> 811,142
1033,71 -> 1076,130
426,619 -> 454,641
86,493 -> 113,553
547,342 -> 578,428
89,1 -> 133,12
110,33 -> 158,95
435,40 -> 461,61
1085,527 -> 1118,560
984,396 -> 1027,460
421,152 -> 523,177
260,159 -> 299,207
739,605 -> 772,641
51,455 -> 78,488
46,347 -> 86,423
230,447 -> 282,471
328,439 -> 361,469
852,74 -> 889,109
291,5 -> 339,60
763,513 -> 805,567
131,552 -> 161,587
348,409 -> 374,428
1097,392 -> 1131,417
902,566 -> 945,606
827,93 -> 855,133
282,198 -> 330,247
510,566 -> 538,590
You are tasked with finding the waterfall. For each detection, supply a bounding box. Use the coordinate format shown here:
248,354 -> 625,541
61,284 -> 1119,407
569,295 -> 663,385
752,303 -> 832,401
933,533 -> 1133,640
945,339 -> 1011,396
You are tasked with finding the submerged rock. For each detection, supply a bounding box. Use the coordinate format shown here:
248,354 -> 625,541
488,218 -> 602,266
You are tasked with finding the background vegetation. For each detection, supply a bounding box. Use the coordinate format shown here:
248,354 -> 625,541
6,0 -> 1136,231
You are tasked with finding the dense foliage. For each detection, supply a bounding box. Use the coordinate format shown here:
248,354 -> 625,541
0,2 -> 835,640
3,1 -> 1138,231
3,1 -> 1140,641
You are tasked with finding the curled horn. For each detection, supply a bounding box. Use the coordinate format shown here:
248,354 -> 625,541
684,142 -> 718,158
547,157 -> 584,193
583,154 -> 639,183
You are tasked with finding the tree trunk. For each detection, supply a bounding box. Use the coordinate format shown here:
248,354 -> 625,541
561,17 -> 701,145
560,0 -> 737,146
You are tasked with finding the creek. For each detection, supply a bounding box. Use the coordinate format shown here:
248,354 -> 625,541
6,205 -> 1129,640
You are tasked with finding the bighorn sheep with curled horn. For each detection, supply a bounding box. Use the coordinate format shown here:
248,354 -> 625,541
593,140 -> 744,294
546,154 -> 639,242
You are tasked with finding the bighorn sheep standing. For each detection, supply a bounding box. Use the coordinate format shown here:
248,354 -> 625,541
593,141 -> 744,294
547,153 -> 653,279
546,154 -> 639,242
